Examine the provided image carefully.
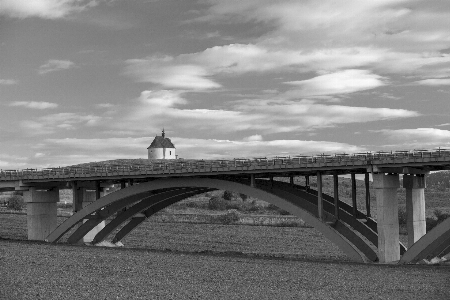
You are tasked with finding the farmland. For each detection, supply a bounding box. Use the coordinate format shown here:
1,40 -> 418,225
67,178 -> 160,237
1,173 -> 450,299
1,213 -> 449,299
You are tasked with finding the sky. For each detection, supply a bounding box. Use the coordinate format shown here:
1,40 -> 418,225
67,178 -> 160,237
0,0 -> 449,169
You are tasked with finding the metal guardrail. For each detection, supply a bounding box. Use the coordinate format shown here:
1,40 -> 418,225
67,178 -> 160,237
1,148 -> 449,180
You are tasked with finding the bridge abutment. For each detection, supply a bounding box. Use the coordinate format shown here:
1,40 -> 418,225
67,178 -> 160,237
24,188 -> 59,241
403,175 -> 426,247
373,173 -> 400,263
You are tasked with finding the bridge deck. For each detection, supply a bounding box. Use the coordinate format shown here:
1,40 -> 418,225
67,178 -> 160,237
1,150 -> 450,184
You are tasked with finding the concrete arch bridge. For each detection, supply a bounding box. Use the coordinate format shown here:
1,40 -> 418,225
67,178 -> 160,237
1,149 -> 450,264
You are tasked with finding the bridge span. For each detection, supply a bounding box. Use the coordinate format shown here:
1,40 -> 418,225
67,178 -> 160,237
1,149 -> 450,264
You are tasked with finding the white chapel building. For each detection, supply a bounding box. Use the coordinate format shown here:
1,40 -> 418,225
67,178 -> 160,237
147,129 -> 176,160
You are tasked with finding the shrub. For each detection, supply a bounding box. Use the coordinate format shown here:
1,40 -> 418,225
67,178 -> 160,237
426,209 -> 450,231
434,209 -> 450,223
213,210 -> 240,224
398,207 -> 407,225
57,202 -> 73,209
7,195 -> 25,211
223,190 -> 234,201
267,203 -> 278,211
208,196 -> 227,210
266,203 -> 290,215
239,193 -> 248,201
224,201 -> 242,210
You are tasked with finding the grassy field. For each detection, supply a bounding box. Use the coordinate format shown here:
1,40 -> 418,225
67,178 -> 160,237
1,187 -> 449,300
1,213 -> 449,299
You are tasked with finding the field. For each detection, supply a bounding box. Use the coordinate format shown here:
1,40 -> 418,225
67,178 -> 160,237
1,174 -> 449,299
1,213 -> 450,299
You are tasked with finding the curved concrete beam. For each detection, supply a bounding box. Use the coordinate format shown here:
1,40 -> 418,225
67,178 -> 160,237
399,217 -> 450,264
91,188 -> 212,244
47,178 -> 369,262
46,187 -> 200,243
272,180 -> 406,255
255,181 -> 377,262
67,188 -> 208,244
111,189 -> 214,243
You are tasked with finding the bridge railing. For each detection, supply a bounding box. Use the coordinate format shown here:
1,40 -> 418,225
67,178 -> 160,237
1,148 -> 450,180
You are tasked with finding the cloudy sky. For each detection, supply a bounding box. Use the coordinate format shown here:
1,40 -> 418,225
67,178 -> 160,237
0,0 -> 449,169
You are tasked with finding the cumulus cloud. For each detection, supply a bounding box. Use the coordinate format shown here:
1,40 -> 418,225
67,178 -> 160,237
9,101 -> 58,109
38,59 -> 75,74
125,57 -> 221,90
284,69 -> 386,97
0,0 -> 100,19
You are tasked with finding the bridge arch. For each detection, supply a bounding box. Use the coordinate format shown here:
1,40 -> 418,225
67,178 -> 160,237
47,178 -> 373,262
399,217 -> 450,264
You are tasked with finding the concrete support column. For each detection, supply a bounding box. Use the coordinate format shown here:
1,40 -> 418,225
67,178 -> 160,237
351,173 -> 357,217
317,172 -> 323,220
373,173 -> 400,263
81,188 -> 107,243
403,175 -> 426,247
333,173 -> 339,218
250,174 -> 255,188
365,173 -> 371,218
24,188 -> 59,241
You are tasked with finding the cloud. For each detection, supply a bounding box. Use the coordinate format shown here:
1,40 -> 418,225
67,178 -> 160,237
106,90 -> 419,137
243,135 -> 263,142
197,0 -> 450,79
0,154 -> 28,169
38,59 -> 75,74
0,79 -> 17,85
0,0 -> 100,19
20,112 -> 101,135
376,128 -> 450,148
413,78 -> 450,86
9,101 -> 58,109
284,69 -> 386,97
125,57 -> 221,90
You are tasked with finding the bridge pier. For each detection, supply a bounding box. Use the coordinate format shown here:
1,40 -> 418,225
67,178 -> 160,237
403,175 -> 426,247
72,183 -> 109,243
373,173 -> 400,263
24,188 -> 59,240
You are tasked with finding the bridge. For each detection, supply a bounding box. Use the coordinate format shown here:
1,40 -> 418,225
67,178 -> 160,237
1,148 -> 450,264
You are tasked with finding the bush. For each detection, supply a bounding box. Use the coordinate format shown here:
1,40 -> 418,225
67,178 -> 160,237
7,195 -> 25,211
398,207 -> 407,225
223,190 -> 234,201
267,203 -> 278,211
266,203 -> 290,215
57,202 -> 73,209
213,210 -> 240,224
208,196 -> 227,210
239,193 -> 248,201
426,209 -> 450,231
